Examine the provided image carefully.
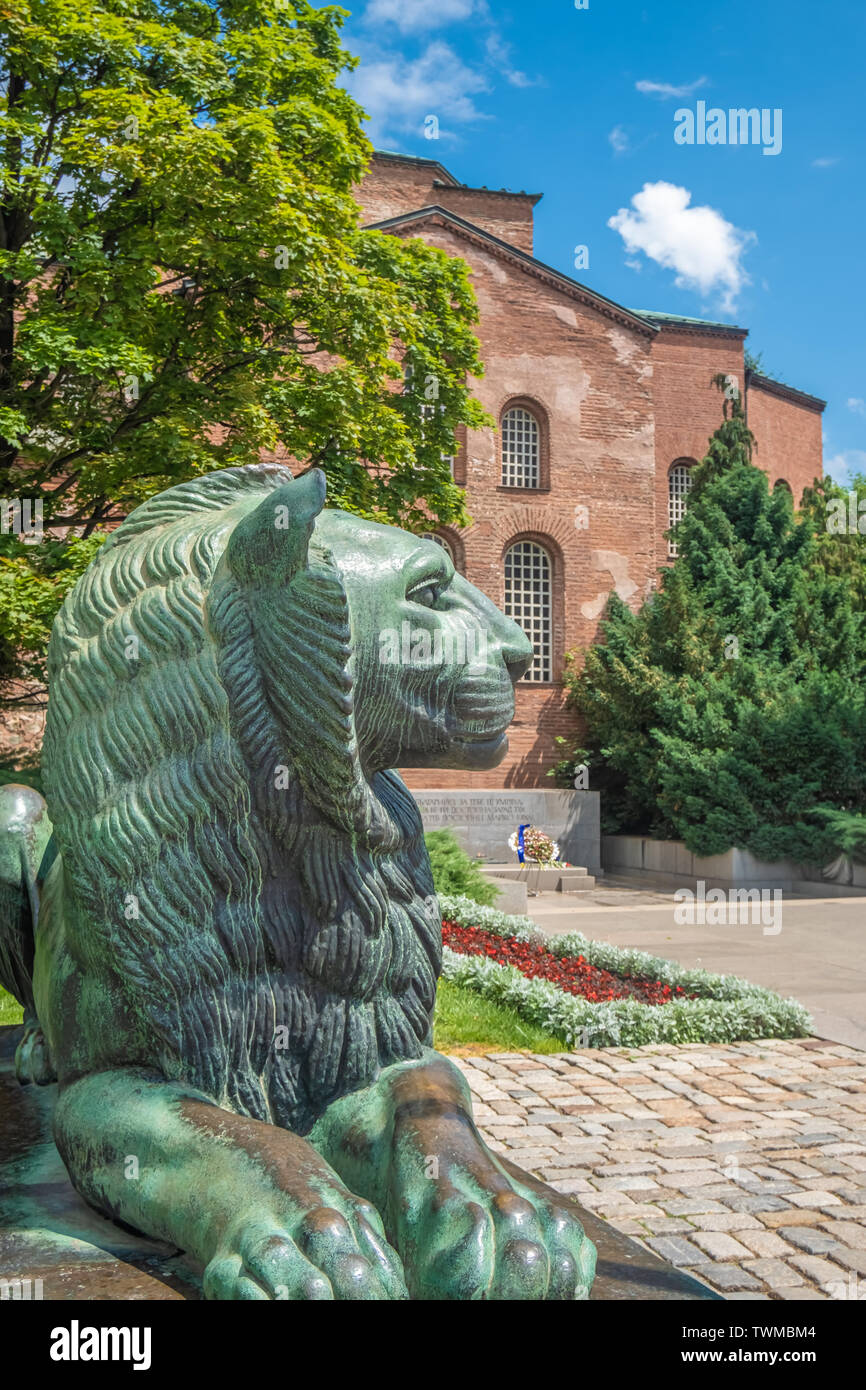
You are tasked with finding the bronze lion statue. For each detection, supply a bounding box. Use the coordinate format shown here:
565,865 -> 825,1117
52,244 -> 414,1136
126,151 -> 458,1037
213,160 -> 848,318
0,463 -> 596,1300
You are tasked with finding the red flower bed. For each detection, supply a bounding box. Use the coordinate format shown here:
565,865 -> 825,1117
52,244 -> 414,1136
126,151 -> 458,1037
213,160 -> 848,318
442,921 -> 692,1007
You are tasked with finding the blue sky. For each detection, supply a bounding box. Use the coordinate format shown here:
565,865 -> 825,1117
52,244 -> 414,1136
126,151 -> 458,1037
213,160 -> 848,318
338,0 -> 865,483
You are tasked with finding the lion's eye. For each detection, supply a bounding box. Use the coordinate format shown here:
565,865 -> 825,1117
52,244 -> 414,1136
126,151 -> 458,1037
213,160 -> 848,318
408,579 -> 443,608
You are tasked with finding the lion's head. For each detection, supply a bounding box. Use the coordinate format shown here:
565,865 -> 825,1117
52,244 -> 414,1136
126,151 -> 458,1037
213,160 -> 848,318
42,465 -> 530,1130
316,507 -> 531,774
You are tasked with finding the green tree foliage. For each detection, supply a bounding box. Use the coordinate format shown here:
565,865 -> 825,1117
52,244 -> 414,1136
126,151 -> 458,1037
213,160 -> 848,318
801,472 -> 866,609
0,0 -> 488,702
553,393 -> 866,864
0,530 -> 102,695
424,830 -> 500,906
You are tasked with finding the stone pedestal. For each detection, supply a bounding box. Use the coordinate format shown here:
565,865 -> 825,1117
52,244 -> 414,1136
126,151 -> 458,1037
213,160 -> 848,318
0,1026 -> 719,1301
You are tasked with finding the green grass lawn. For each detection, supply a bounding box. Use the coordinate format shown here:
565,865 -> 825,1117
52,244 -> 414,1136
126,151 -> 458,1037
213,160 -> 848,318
433,978 -> 565,1055
1,773 -> 36,1029
0,978 -> 565,1055
0,986 -> 23,1028
0,775 -> 36,1030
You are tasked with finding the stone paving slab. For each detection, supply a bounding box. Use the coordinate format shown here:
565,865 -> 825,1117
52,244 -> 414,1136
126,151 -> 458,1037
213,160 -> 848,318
462,1038 -> 866,1301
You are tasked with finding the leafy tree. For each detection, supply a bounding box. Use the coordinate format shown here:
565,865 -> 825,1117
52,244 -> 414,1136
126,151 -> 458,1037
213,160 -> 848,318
744,348 -> 768,375
0,530 -> 103,698
424,830 -> 500,906
801,472 -> 866,610
552,393 -> 866,863
0,0 -> 487,707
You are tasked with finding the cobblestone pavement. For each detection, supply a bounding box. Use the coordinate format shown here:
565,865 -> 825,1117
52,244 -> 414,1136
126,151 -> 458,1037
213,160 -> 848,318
458,1039 -> 866,1301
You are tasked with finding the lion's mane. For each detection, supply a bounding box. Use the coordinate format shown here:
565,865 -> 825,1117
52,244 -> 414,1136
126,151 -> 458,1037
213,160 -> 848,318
42,465 -> 441,1131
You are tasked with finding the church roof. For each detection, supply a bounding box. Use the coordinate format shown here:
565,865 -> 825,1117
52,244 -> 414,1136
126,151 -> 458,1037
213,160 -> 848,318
747,371 -> 826,412
364,204 -> 656,337
632,309 -> 747,337
371,149 -> 542,203
367,194 -> 825,408
372,149 -> 463,187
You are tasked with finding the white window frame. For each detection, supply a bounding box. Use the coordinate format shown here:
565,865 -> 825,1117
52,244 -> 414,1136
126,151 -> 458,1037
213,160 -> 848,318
422,532 -> 455,563
501,407 -> 540,489
668,462 -> 694,558
504,540 -> 552,682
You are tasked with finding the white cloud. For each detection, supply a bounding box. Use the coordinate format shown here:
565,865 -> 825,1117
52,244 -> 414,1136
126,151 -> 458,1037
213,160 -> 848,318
812,156 -> 840,168
346,41 -> 490,142
485,33 -> 537,88
364,0 -> 479,33
353,4 -> 534,139
825,450 -> 866,486
635,76 -> 708,100
847,398 -> 866,416
608,181 -> 755,312
609,125 -> 630,154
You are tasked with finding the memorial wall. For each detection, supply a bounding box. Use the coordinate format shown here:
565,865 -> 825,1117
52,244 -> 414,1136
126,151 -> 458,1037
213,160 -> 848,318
413,789 -> 601,872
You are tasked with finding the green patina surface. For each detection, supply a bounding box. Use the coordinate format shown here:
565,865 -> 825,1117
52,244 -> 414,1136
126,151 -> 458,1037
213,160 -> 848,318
0,1022 -> 719,1301
0,463 -> 599,1301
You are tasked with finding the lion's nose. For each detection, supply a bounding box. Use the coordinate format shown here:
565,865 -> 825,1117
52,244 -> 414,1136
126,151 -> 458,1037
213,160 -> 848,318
503,630 -> 533,685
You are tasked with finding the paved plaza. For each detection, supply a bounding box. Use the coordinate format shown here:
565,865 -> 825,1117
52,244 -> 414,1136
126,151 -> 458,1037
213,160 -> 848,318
464,1038 -> 866,1301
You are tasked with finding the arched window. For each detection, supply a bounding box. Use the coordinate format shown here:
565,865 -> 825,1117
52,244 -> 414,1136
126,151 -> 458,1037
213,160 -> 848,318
423,532 -> 454,562
668,461 -> 694,557
504,541 -> 552,682
501,407 -> 540,488
774,479 -> 793,496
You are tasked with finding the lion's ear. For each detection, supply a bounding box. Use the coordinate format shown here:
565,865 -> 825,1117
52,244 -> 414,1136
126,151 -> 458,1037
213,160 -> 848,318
226,468 -> 327,586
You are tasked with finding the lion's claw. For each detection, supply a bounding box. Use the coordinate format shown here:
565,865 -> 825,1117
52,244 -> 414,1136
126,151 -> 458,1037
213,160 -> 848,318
204,1201 -> 408,1301
400,1172 -> 596,1301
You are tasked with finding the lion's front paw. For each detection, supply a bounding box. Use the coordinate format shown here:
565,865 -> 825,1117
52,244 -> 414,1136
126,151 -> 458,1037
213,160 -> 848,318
203,1200 -> 408,1301
401,1172 -> 596,1301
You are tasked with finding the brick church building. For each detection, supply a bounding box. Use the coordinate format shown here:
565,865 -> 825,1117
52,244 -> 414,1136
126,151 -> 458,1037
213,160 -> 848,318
355,151 -> 826,792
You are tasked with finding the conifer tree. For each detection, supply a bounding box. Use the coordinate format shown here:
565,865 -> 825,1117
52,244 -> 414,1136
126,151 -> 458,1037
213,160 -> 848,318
555,389 -> 866,863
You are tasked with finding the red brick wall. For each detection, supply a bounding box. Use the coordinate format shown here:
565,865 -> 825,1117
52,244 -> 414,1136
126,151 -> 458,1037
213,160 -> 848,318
359,163 -> 826,793
746,381 -> 824,503
355,158 -> 448,225
432,187 -> 536,254
397,221 -> 657,791
648,325 -> 746,561
644,328 -> 825,568
356,155 -> 538,254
